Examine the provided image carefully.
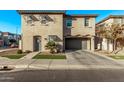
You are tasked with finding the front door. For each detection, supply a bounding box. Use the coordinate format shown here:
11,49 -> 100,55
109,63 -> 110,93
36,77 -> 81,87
34,36 -> 41,51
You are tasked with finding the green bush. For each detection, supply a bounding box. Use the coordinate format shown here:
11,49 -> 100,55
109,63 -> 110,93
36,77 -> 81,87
17,50 -> 22,54
45,41 -> 57,54
25,50 -> 31,53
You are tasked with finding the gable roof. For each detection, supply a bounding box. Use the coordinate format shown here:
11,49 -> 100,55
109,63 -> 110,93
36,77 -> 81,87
17,10 -> 98,18
96,15 -> 124,25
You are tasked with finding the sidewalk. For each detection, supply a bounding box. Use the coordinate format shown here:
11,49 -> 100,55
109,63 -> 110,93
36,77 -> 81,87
20,52 -> 39,59
1,50 -> 124,71
0,48 -> 17,52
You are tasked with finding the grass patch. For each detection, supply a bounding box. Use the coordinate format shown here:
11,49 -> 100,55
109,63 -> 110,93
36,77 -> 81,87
2,54 -> 25,59
108,55 -> 124,59
33,54 -> 66,59
0,49 -> 27,59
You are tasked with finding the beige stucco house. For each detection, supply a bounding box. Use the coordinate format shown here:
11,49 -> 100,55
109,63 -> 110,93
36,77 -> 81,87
18,10 -> 98,52
96,15 -> 124,51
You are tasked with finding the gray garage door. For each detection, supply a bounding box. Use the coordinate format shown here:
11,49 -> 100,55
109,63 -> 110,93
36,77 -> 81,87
65,38 -> 87,50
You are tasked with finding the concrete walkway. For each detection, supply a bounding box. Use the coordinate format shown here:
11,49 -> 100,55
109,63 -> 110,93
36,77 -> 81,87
11,50 -> 124,70
1,50 -> 124,81
20,52 -> 39,59
1,50 -> 124,70
0,48 -> 17,52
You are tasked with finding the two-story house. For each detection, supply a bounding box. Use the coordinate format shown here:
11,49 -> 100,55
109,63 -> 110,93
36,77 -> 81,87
96,15 -> 124,52
18,10 -> 98,52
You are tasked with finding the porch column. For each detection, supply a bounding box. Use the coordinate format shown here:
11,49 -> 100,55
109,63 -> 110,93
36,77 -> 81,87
91,37 -> 94,51
63,38 -> 65,51
87,39 -> 90,50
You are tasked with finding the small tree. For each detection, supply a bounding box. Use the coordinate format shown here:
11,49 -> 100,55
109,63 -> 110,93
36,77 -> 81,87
45,41 -> 58,54
98,23 -> 124,53
98,24 -> 112,50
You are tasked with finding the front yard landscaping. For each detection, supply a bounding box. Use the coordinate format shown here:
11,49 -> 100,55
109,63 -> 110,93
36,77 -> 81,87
95,50 -> 124,60
33,53 -> 66,59
0,49 -> 27,59
2,54 -> 25,59
108,55 -> 124,60
32,40 -> 66,59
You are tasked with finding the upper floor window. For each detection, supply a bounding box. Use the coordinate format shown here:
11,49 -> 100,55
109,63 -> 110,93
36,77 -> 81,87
66,20 -> 72,28
84,17 -> 89,27
48,35 -> 57,41
26,15 -> 35,26
39,15 -> 49,25
121,18 -> 124,24
41,15 -> 47,24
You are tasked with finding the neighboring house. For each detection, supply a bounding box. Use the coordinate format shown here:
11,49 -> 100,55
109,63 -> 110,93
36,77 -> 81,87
0,31 -> 4,47
3,32 -> 13,46
3,32 -> 20,46
96,15 -> 124,52
18,10 -> 98,52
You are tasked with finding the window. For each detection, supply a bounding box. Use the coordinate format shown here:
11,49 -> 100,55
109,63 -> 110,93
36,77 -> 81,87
114,18 -> 121,24
48,35 -> 57,41
66,20 -> 72,28
27,15 -> 34,25
84,17 -> 89,26
121,18 -> 124,24
39,15 -> 48,24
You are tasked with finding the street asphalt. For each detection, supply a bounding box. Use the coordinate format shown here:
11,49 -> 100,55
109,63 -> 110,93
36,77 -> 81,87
0,50 -> 124,82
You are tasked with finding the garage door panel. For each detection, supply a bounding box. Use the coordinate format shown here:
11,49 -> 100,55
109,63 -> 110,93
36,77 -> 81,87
82,40 -> 87,50
65,38 -> 87,50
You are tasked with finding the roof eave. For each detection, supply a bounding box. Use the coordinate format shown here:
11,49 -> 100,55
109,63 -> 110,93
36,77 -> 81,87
17,10 -> 66,14
96,15 -> 124,25
65,14 -> 98,18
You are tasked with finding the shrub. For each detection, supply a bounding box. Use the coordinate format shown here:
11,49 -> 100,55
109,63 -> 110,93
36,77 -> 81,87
17,50 -> 22,54
56,43 -> 61,53
45,41 -> 58,54
25,50 -> 31,53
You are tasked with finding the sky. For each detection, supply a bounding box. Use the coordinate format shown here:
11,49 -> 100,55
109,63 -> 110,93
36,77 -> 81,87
0,10 -> 124,34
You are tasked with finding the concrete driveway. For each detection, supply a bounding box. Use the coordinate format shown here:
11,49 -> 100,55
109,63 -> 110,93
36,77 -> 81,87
0,50 -> 124,81
4,50 -> 122,70
66,50 -> 123,69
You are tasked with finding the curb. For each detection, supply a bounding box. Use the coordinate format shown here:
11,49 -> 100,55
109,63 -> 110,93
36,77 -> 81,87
1,64 -> 124,70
